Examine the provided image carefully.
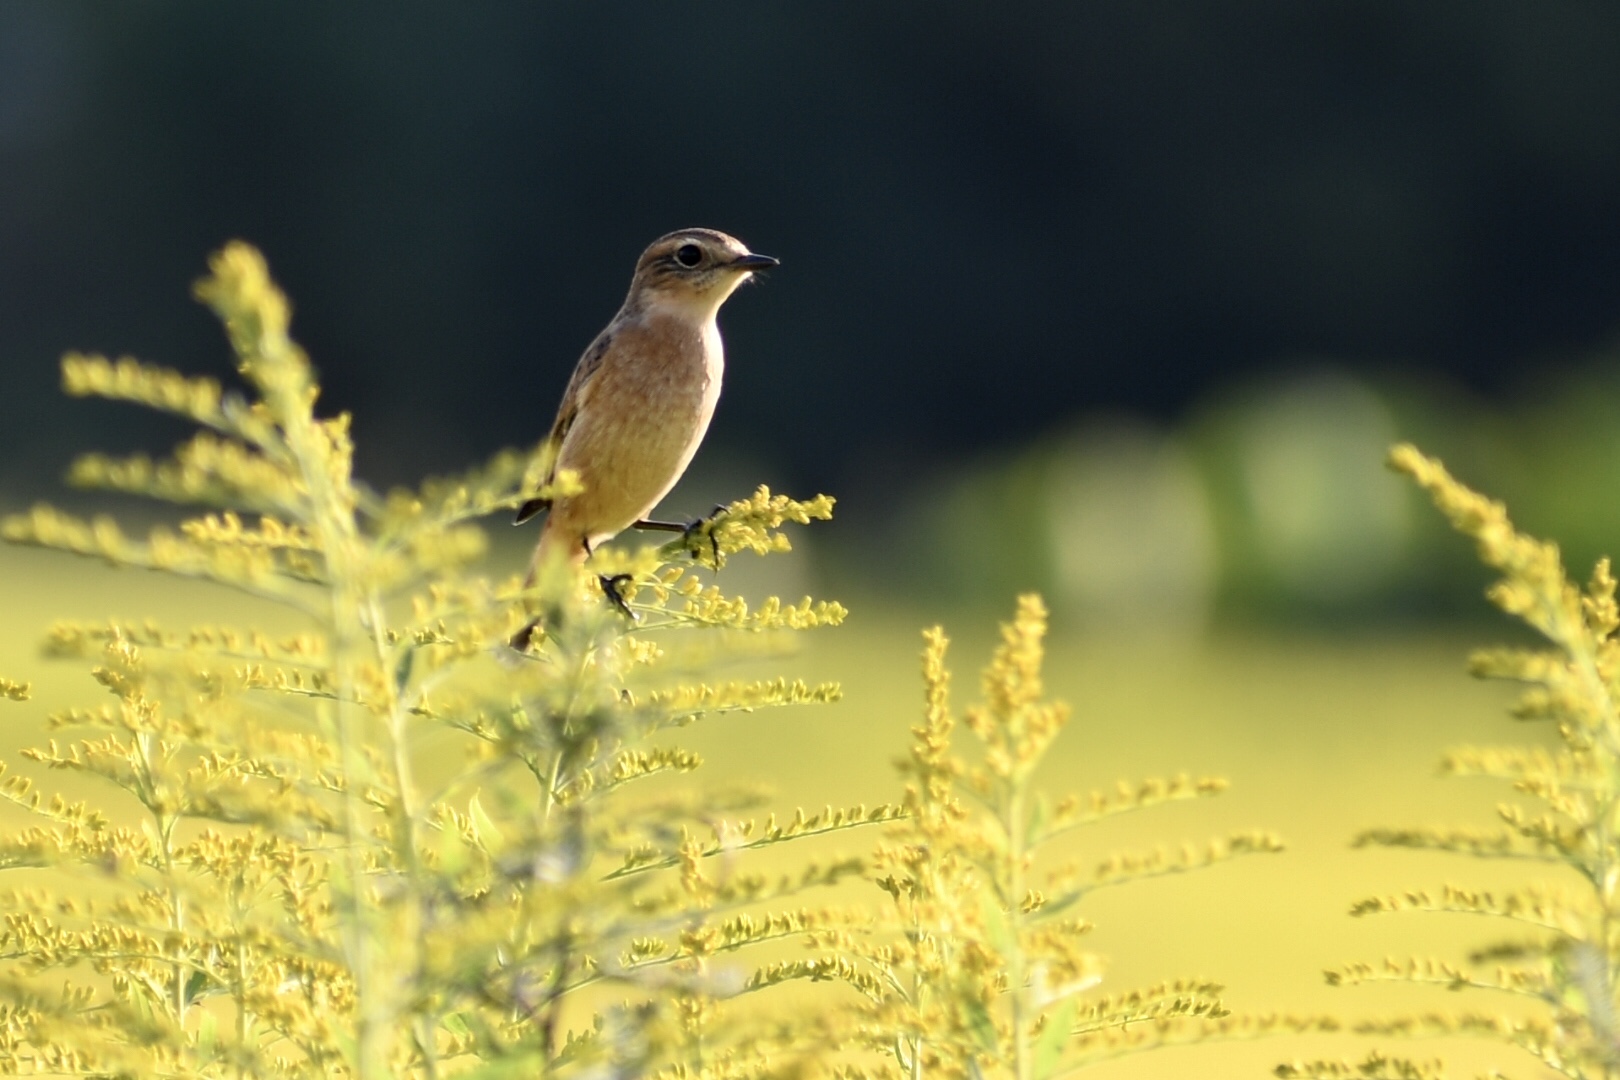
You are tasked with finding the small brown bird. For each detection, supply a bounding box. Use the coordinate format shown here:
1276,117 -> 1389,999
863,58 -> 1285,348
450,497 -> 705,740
516,227 -> 778,586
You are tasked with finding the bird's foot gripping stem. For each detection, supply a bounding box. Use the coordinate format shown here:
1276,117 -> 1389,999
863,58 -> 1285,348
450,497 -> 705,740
633,504 -> 729,568
599,573 -> 638,621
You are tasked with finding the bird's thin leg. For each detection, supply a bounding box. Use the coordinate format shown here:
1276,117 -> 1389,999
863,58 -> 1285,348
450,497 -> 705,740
630,518 -> 687,533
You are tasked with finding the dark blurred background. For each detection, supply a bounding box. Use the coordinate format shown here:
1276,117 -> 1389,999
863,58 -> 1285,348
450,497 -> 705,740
4,2 -> 1620,625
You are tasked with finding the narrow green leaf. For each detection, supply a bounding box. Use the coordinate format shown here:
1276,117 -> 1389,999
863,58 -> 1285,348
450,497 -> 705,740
1027,791 -> 1050,849
962,995 -> 1000,1056
980,892 -> 1016,958
393,644 -> 415,695
1031,999 -> 1079,1080
196,1010 -> 218,1059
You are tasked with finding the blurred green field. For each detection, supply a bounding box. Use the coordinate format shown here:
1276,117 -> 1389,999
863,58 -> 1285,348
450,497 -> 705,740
0,545 -> 1564,1078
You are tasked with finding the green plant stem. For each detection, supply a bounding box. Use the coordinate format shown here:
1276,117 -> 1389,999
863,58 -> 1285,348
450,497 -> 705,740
1007,783 -> 1030,1080
364,589 -> 436,1075
909,904 -> 926,1080
327,580 -> 380,1078
235,932 -> 251,1080
544,751 -> 563,823
132,724 -> 190,1031
369,595 -> 423,846
415,1014 -> 441,1080
268,353 -> 392,1076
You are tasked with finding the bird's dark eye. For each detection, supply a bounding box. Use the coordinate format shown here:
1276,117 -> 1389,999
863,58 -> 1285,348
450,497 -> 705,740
674,243 -> 704,268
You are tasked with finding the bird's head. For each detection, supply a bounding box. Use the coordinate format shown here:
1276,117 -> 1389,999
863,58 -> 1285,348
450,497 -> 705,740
628,228 -> 778,316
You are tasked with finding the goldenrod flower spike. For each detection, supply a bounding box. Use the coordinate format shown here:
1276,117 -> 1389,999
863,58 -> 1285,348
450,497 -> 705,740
847,595 -> 1285,1079
1324,444 -> 1620,1078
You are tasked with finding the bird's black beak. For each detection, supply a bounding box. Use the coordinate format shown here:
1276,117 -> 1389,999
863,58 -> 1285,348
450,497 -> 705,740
731,253 -> 779,271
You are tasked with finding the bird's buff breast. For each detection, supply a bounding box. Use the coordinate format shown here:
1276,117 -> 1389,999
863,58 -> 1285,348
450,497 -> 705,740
555,315 -> 723,540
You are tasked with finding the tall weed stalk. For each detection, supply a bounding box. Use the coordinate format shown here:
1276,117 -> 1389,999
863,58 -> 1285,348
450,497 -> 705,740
820,596 -> 1298,1078
1282,444 -> 1620,1080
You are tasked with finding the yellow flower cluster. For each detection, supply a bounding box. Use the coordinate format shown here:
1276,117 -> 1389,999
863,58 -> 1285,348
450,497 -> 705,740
62,352 -> 225,426
1325,444 -> 1620,1078
672,485 -> 837,569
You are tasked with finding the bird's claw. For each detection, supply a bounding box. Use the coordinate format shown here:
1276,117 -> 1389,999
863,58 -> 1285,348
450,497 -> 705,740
599,573 -> 638,621
682,504 -> 729,568
507,617 -> 543,654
